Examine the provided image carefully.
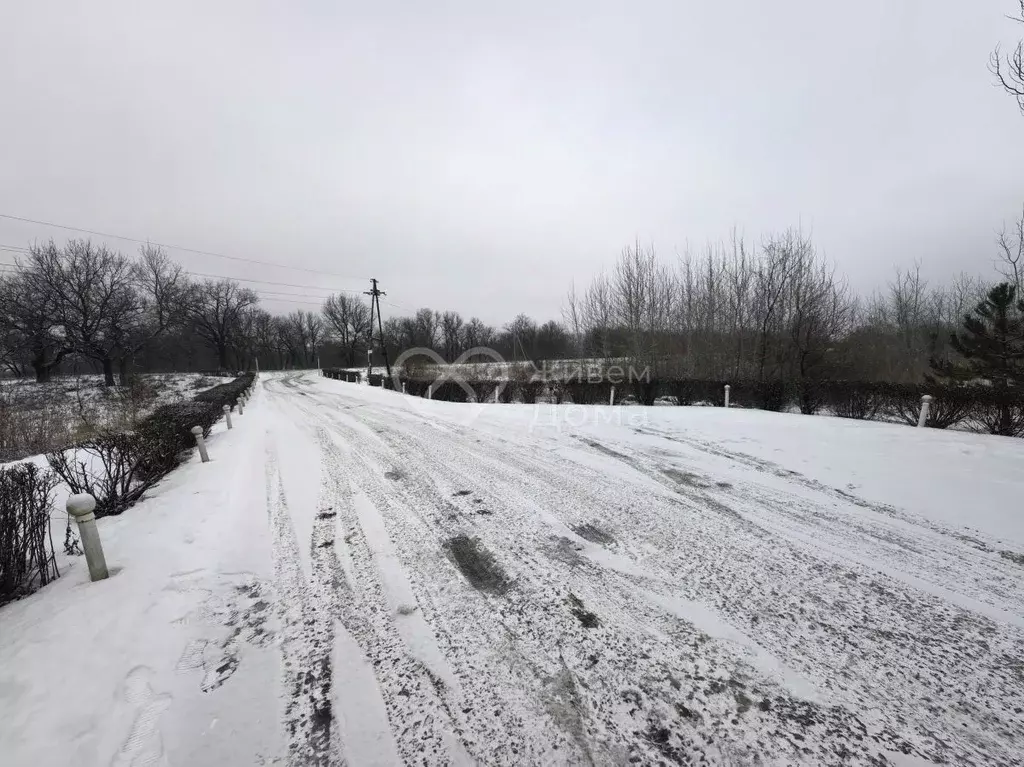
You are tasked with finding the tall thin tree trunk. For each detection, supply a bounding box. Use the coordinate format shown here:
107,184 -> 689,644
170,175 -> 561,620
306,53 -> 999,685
32,357 -> 50,383
102,357 -> 116,387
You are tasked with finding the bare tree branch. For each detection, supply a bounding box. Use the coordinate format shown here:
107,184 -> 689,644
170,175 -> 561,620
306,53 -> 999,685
990,1 -> 1024,114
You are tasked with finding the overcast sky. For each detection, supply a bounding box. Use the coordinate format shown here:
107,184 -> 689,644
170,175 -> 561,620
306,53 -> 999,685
1,1 -> 1022,325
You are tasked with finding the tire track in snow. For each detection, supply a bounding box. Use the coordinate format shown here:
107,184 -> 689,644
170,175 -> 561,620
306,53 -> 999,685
310,426 -> 471,766
274,389 -> 586,764
272,375 -> 1024,764
265,441 -> 340,766
324,389 -> 1024,766
264,376 -> 476,764
570,430 -> 1024,766
311,397 -> 868,764
320,421 -> 605,764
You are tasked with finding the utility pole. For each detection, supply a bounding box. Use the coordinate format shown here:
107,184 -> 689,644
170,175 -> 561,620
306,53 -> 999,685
364,278 -> 392,380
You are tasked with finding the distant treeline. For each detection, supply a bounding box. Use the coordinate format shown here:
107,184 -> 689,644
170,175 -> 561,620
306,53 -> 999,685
4,218 -> 1022,409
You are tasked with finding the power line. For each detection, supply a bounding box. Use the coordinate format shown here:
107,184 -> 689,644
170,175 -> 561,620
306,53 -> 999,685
0,261 -> 339,306
0,212 -> 367,280
0,240 -> 393,309
256,289 -> 331,301
0,254 -> 363,295
186,270 -> 360,294
257,296 -> 325,307
0,246 -> 415,318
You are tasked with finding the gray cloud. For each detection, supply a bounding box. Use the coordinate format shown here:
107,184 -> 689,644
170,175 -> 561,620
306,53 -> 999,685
1,0 -> 1021,324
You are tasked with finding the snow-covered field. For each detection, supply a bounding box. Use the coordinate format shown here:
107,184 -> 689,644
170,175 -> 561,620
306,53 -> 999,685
0,372 -> 224,406
1,370 -> 1022,766
0,373 -> 224,461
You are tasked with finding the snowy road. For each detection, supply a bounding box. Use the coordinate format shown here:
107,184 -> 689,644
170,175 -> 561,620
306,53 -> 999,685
3,370 -> 1023,766
257,371 -> 1024,766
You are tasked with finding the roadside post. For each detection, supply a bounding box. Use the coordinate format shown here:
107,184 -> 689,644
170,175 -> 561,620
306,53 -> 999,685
918,395 -> 933,428
192,426 -> 210,462
67,494 -> 108,582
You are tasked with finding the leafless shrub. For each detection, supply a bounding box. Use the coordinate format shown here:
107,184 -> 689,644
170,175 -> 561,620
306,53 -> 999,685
0,462 -> 60,604
47,434 -> 154,517
106,375 -> 159,428
0,389 -> 76,462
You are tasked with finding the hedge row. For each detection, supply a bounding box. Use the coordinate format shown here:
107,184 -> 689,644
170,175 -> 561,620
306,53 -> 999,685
2,373 -> 257,605
47,372 -> 257,518
616,378 -> 1023,435
322,367 -> 1024,436
194,372 -> 256,409
323,369 -> 362,383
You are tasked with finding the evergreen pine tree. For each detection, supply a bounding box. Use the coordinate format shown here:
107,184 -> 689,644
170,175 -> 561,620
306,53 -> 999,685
930,282 -> 1024,435
947,282 -> 1024,388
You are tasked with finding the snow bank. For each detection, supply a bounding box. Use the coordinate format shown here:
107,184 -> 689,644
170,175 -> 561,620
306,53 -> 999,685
0,382 -> 282,767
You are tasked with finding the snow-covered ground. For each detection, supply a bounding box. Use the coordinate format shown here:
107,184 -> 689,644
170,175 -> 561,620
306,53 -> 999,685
0,372 -> 224,405
1,370 -> 1022,766
0,372 -> 225,461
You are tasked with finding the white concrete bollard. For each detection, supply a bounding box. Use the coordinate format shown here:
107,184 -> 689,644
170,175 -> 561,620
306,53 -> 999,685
724,384 -> 731,408
494,387 -> 499,403
428,384 -> 433,400
191,426 -> 210,462
223,404 -> 233,429
238,398 -> 244,415
609,386 -> 615,406
918,394 -> 933,428
67,494 -> 108,582
402,381 -> 407,394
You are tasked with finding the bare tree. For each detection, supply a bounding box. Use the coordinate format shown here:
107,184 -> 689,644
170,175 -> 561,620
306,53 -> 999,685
752,230 -> 804,385
0,242 -> 69,382
562,281 -> 584,357
581,271 -> 613,358
723,233 -> 755,379
109,245 -> 189,383
505,314 -> 538,360
997,206 -> 1023,291
296,309 -> 325,367
991,1 -> 1024,114
462,317 -> 495,349
440,311 -> 465,362
250,309 -> 278,368
271,315 -> 294,369
322,294 -> 371,366
29,240 -> 139,386
278,312 -> 308,368
381,317 -> 403,360
787,251 -> 854,410
535,320 -> 571,360
413,308 -> 439,349
188,279 -> 259,370
612,240 -> 674,373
